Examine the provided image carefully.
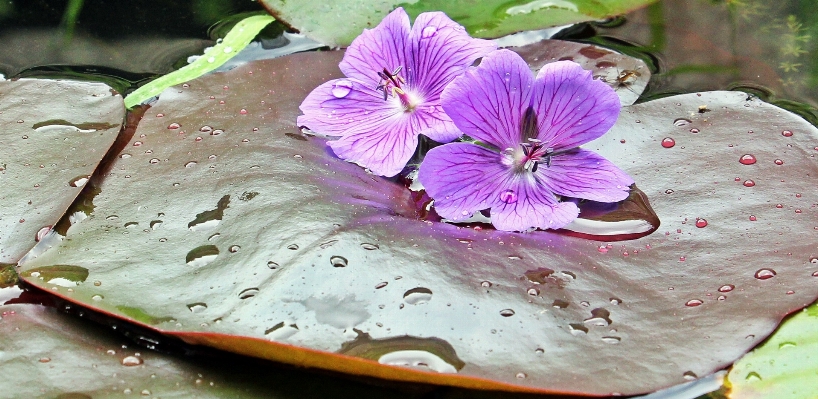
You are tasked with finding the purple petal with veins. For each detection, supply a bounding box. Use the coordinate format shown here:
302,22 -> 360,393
298,7 -> 496,176
420,49 -> 631,232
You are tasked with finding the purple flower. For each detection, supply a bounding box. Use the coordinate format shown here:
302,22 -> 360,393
418,49 -> 634,232
297,8 -> 496,177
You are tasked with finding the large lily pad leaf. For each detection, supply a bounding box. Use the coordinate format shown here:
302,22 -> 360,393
18,50 -> 818,396
0,303 -> 417,399
725,302 -> 818,399
259,0 -> 658,47
0,79 -> 123,264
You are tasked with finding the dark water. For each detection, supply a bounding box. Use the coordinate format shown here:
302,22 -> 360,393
1,0 -> 816,128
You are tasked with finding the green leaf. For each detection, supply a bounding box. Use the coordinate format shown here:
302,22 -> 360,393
726,301 -> 818,398
258,0 -> 658,47
123,14 -> 275,109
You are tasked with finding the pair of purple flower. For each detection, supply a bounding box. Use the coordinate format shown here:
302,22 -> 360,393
298,8 -> 633,232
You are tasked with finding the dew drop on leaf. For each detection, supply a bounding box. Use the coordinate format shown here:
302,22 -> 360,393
754,268 -> 776,280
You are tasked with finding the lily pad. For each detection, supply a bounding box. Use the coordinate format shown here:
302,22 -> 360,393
0,79 -> 123,264
18,51 -> 818,396
0,303 -> 415,398
726,302 -> 818,399
259,0 -> 658,47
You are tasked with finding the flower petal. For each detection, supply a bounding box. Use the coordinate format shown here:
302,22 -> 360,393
539,149 -> 634,202
531,61 -> 621,150
490,181 -> 580,231
297,78 -> 400,136
339,8 -> 411,86
418,143 -> 511,221
408,12 -> 497,100
328,113 -> 419,177
414,105 -> 462,143
441,49 -> 533,149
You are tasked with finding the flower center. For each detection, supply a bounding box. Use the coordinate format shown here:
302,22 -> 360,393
375,66 -> 417,112
503,138 -> 553,174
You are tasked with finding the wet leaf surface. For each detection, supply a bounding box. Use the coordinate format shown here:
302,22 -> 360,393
259,0 -> 657,47
512,39 -> 651,106
726,302 -> 818,399
0,303 -> 427,399
0,79 -> 123,264
17,50 -> 818,396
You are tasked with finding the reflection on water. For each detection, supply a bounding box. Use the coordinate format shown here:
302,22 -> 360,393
577,0 -> 817,122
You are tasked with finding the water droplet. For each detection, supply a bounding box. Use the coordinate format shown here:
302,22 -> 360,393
184,161 -> 198,168
754,268 -> 776,280
718,284 -> 735,293
610,297 -> 622,305
167,122 -> 180,130
673,118 -> 691,127
776,203 -> 784,208
375,281 -> 388,289
810,257 -> 818,264
239,108 -> 248,115
227,245 -> 241,253
499,189 -> 517,204
361,243 -> 379,250
35,226 -> 52,242
186,302 -> 207,314
211,129 -> 224,136
685,299 -> 703,307
331,80 -> 353,98
743,179 -> 755,187
480,281 -> 492,288
601,336 -> 621,344
330,255 -> 348,267
745,371 -> 762,381
749,215 -> 757,221
661,137 -> 676,148
552,299 -> 569,309
404,287 -> 433,305
421,25 -> 437,38
689,128 -> 700,133
39,357 -> 51,363
569,323 -> 588,335
91,294 -> 104,301
695,218 -> 708,228
239,287 -> 260,299
526,288 -> 539,296
133,141 -> 143,147
69,175 -> 90,188
597,245 -> 609,253
774,159 -> 784,165
584,308 -> 612,326
121,355 -> 143,367
120,153 -> 132,159
186,245 -> 219,267
287,244 -> 299,250
499,308 -> 516,317
739,154 -> 757,165
515,372 -> 527,379
782,130 -> 793,137
683,371 -> 697,381
665,189 -> 674,194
